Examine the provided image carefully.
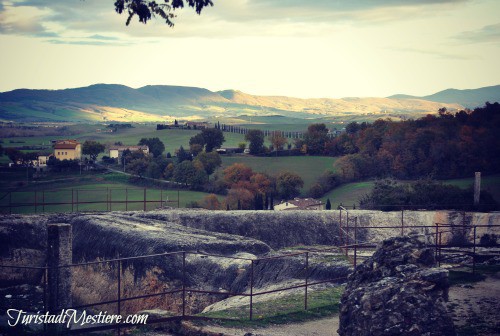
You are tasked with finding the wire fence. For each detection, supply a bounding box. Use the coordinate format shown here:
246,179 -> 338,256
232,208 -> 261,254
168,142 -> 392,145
0,188 -> 180,214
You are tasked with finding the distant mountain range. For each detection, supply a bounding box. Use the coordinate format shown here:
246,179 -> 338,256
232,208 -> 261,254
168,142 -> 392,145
389,85 -> 500,108
0,84 -> 498,123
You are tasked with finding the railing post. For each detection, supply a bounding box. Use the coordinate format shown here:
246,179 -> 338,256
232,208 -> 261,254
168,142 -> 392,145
76,189 -> 79,212
401,208 -> 404,236
160,189 -> 163,208
177,190 -> 180,208
473,226 -> 477,274
250,260 -> 254,320
346,213 -> 349,257
434,224 -> 439,260
71,189 -> 74,212
438,232 -> 442,267
125,188 -> 128,211
117,258 -> 121,316
35,190 -> 37,213
47,223 -> 72,334
42,190 -> 45,212
182,252 -> 186,317
109,189 -> 112,212
143,188 -> 146,211
354,217 -> 358,268
339,209 -> 342,249
305,252 -> 309,310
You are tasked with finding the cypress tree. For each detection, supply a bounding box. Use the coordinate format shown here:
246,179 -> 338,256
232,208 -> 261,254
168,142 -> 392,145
326,198 -> 331,210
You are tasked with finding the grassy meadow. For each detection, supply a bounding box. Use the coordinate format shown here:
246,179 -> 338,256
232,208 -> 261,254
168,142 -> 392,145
220,156 -> 338,192
321,174 -> 500,209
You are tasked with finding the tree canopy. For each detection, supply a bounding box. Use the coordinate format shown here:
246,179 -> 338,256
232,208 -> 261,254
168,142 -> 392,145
114,0 -> 213,26
82,140 -> 105,161
245,129 -> 265,155
138,137 -> 165,157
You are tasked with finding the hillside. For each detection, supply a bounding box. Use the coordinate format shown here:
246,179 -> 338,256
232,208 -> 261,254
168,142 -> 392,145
389,84 -> 500,108
2,83 -> 497,122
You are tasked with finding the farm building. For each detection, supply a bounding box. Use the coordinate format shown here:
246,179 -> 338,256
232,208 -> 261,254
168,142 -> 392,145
53,140 -> 81,161
274,198 -> 324,211
109,145 -> 149,158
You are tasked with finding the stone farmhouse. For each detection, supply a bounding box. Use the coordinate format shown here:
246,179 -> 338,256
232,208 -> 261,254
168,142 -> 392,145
53,140 -> 81,161
109,145 -> 149,158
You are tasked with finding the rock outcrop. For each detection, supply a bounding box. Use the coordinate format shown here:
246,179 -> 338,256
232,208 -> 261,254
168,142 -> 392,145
338,235 -> 456,336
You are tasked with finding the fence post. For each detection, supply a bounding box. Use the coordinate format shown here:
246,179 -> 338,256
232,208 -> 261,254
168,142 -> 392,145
346,213 -> 349,257
143,188 -> 146,211
117,258 -> 121,315
250,260 -> 254,320
125,188 -> 128,211
35,190 -> 37,213
354,217 -> 358,268
47,223 -> 72,334
160,189 -> 163,208
438,232 -> 442,267
182,252 -> 186,317
339,209 -> 342,249
305,252 -> 309,310
9,192 -> 12,214
473,226 -> 477,274
43,190 -> 45,212
177,190 -> 180,208
401,208 -> 404,236
434,224 -> 439,260
109,189 -> 112,212
71,189 -> 74,213
76,190 -> 79,212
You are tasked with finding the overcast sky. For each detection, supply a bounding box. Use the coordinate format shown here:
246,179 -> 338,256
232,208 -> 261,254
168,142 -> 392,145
1,0 -> 499,98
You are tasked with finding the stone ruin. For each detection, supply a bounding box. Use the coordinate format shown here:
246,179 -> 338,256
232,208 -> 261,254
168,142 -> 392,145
338,235 -> 456,336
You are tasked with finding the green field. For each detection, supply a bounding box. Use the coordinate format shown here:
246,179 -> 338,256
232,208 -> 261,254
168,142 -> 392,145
0,171 -> 216,214
0,124 -> 247,156
322,174 -> 500,209
220,156 -> 338,193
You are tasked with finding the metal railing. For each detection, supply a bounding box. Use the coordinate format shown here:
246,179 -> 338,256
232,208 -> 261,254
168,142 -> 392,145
0,187 -> 180,214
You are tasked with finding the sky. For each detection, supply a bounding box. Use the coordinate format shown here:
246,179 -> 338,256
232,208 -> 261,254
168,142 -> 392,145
0,0 -> 499,98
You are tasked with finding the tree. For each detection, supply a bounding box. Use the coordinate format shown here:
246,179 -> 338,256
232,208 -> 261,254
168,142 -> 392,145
223,163 -> 253,186
245,129 -> 265,155
225,188 -> 254,210
176,145 -> 191,163
194,151 -> 222,175
173,160 -> 207,189
326,198 -> 332,210
202,128 -> 225,152
114,0 -> 213,26
276,171 -> 304,200
126,156 -> 151,178
201,194 -> 221,210
138,138 -> 165,157
269,131 -> 287,153
188,128 -> 225,153
303,123 -> 329,155
82,140 -> 105,161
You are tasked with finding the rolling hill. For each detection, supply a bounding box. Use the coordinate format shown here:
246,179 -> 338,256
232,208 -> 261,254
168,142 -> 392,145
389,84 -> 500,108
1,83 -> 497,123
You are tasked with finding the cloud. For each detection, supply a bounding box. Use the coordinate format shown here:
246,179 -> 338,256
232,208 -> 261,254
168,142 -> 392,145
0,0 -> 474,40
455,23 -> 500,44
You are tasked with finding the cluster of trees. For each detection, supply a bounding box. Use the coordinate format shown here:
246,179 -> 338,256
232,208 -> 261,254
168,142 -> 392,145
359,179 -> 498,211
330,103 -> 500,181
195,163 -> 304,210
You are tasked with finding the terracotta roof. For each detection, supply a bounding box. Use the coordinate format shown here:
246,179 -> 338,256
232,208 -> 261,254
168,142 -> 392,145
109,145 -> 148,151
286,198 -> 323,209
54,140 -> 80,149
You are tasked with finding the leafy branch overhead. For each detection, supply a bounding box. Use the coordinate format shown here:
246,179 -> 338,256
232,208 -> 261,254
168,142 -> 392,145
114,0 -> 214,26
